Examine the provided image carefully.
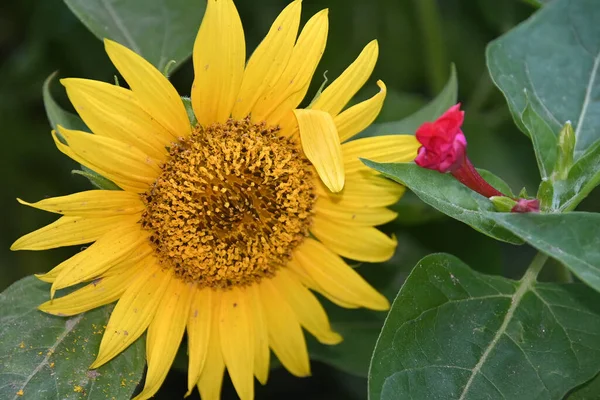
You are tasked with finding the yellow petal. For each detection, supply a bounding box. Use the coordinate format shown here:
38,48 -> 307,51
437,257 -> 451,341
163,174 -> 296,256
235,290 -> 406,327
312,40 -> 378,116
18,190 -> 143,217
192,0 -> 245,125
133,278 -> 193,400
37,242 -> 151,284
314,197 -> 398,227
11,214 -> 136,251
62,78 -> 175,161
295,109 -> 344,192
39,261 -> 143,316
294,238 -> 389,310
91,264 -> 170,369
104,40 -> 190,138
259,279 -> 310,377
54,127 -> 158,193
342,134 -> 420,174
287,258 -> 358,309
316,173 -> 405,208
247,285 -> 269,385
310,217 -> 396,263
197,292 -> 225,400
334,80 -> 386,142
51,226 -> 150,297
232,0 -> 302,119
252,9 -> 329,125
220,287 -> 254,400
273,269 -> 342,345
186,288 -> 212,397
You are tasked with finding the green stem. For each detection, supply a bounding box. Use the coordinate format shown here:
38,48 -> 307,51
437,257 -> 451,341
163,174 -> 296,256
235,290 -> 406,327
414,0 -> 447,95
521,252 -> 548,283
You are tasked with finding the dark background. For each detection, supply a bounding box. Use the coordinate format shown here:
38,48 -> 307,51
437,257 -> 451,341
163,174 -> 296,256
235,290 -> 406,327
2,0 -> 595,398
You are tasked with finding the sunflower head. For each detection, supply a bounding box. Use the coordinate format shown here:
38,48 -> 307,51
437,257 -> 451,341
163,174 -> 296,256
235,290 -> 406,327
12,1 -> 420,399
141,118 -> 316,289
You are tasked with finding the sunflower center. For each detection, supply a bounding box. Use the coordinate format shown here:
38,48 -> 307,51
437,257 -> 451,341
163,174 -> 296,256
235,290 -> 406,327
140,118 -> 316,289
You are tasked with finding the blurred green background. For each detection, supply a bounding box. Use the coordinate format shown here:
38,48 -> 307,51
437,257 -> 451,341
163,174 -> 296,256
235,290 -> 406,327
4,0 -> 596,398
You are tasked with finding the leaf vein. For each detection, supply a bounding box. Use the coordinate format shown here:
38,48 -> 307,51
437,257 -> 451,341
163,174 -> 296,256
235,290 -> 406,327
100,0 -> 141,54
10,314 -> 84,400
574,52 -> 600,143
457,274 -> 536,399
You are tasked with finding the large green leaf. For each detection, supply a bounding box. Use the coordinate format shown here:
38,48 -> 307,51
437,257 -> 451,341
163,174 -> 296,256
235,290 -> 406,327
568,373 -> 600,399
487,0 -> 600,158
355,65 -> 457,139
363,161 -> 522,244
369,253 -> 600,400
63,0 -> 205,71
491,212 -> 600,292
487,0 -> 600,207
0,276 -> 145,399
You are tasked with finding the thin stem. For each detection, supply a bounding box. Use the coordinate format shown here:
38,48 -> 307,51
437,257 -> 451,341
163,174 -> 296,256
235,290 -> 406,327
521,252 -> 548,283
414,0 -> 447,95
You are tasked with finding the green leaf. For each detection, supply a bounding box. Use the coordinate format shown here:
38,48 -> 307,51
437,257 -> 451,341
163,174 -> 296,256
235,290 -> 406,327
308,234 -> 430,377
356,65 -> 457,138
181,96 -> 197,126
369,253 -> 600,400
63,0 -> 206,71
0,276 -> 145,399
491,212 -> 600,292
521,101 -> 557,180
487,0 -> 600,161
363,161 -> 522,244
488,0 -> 600,211
568,373 -> 600,399
72,167 -> 122,191
43,72 -> 88,132
522,0 -> 552,8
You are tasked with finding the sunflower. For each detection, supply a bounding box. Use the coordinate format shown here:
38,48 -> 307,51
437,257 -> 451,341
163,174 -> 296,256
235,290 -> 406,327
12,0 -> 419,399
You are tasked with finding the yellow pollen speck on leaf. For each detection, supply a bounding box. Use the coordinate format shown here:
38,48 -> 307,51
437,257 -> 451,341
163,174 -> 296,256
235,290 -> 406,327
141,118 -> 316,289
18,341 -> 25,349
16,390 -> 24,396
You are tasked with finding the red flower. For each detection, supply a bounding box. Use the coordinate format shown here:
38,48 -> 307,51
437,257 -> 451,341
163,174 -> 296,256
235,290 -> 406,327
415,104 -> 467,173
413,103 -> 540,213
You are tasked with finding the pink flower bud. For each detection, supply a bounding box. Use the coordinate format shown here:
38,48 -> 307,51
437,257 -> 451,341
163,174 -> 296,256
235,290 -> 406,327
511,198 -> 540,213
415,104 -> 467,173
